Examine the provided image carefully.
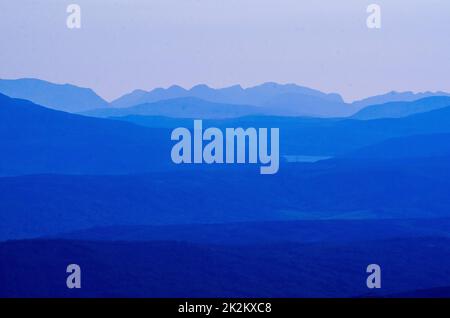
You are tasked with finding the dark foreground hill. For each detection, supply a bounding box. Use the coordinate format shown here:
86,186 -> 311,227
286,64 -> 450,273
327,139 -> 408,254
84,97 -> 264,119
109,82 -> 353,117
345,133 -> 450,159
1,237 -> 450,297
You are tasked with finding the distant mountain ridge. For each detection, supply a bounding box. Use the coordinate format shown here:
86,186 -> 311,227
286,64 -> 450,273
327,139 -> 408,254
85,95 -> 357,118
352,90 -> 450,109
109,82 -> 357,117
351,96 -> 450,120
2,78 -> 450,118
111,82 -> 344,107
84,97 -> 266,119
0,78 -> 108,112
110,83 -> 450,118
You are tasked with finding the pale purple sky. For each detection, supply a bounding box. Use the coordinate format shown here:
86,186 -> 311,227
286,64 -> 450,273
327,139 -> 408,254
1,0 -> 449,102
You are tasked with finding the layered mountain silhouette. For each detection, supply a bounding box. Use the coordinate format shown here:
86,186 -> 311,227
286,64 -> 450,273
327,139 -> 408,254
109,82 -> 450,118
3,81 -> 450,297
2,78 -> 450,118
0,78 -> 108,112
0,93 -> 171,175
111,82 -> 344,107
92,95 -> 355,118
84,97 -> 265,119
351,96 -> 450,120
109,82 -> 355,117
3,88 -> 450,178
351,90 -> 450,109
111,102 -> 450,156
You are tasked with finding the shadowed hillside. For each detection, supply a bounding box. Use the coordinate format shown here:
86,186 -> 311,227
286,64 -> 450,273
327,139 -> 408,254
110,82 -> 348,117
0,93 -> 172,175
2,237 -> 450,297
2,159 -> 450,240
111,105 -> 450,156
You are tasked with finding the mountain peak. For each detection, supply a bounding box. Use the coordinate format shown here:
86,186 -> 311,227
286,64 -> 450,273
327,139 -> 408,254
167,85 -> 186,92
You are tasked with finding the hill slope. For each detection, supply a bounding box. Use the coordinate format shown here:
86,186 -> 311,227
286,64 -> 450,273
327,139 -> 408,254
351,96 -> 450,120
0,78 -> 108,112
0,93 -> 171,175
346,133 -> 450,159
111,82 -> 344,107
2,237 -> 450,297
351,90 -> 450,109
109,82 -> 353,117
2,159 -> 450,240
110,105 -> 450,156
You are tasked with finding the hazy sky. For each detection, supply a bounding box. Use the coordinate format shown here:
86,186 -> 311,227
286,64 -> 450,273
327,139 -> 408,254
1,0 -> 449,102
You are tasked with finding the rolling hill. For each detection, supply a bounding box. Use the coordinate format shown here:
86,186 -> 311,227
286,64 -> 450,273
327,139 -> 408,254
351,96 -> 450,120
84,97 -> 265,119
2,237 -> 450,297
0,93 -> 171,175
346,133 -> 450,159
0,78 -> 109,112
109,104 -> 450,156
53,218 -> 450,245
109,82 -> 354,117
351,90 -> 450,109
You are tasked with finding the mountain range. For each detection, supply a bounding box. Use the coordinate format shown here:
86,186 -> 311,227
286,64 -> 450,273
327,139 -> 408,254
106,82 -> 355,117
87,90 -> 450,120
110,82 -> 344,107
351,96 -> 450,120
3,91 -> 450,177
2,80 -> 450,297
2,78 -> 450,119
83,97 -> 265,119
